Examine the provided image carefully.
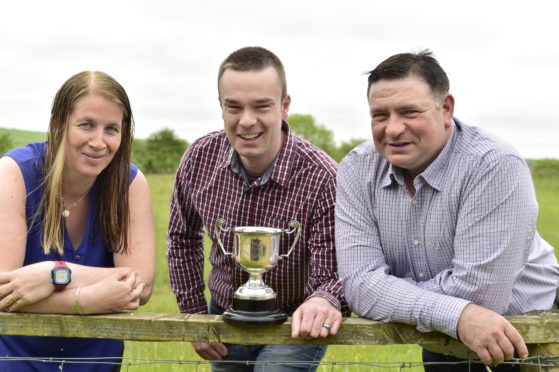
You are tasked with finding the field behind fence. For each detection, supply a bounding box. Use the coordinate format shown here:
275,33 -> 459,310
2,129 -> 558,371
113,173 -> 559,371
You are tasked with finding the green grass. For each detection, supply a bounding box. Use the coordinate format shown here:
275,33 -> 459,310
0,127 -> 47,148
3,128 -> 557,370
120,174 -> 559,371
534,177 -> 559,249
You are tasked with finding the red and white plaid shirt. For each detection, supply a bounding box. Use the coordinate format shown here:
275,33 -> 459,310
167,123 -> 349,315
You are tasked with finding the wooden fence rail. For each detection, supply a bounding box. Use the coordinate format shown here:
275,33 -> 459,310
1,311 -> 558,347
2,311 -> 559,370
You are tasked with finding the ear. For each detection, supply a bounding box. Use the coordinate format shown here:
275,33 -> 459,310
441,94 -> 455,129
281,95 -> 291,121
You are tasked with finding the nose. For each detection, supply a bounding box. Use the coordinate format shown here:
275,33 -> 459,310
239,108 -> 257,128
384,116 -> 406,138
88,128 -> 107,150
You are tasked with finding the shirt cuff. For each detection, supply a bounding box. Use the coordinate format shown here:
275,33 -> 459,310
179,300 -> 209,314
430,296 -> 471,338
307,291 -> 341,311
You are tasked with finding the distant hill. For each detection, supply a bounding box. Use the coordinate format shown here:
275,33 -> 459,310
0,127 -> 47,148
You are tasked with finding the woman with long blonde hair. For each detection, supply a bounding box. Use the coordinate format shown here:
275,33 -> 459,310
0,71 -> 155,371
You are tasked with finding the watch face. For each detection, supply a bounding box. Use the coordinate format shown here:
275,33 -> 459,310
53,268 -> 71,285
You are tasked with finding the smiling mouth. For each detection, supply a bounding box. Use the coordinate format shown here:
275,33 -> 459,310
239,133 -> 261,140
84,153 -> 105,159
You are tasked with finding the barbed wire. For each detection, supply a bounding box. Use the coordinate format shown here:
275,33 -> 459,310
1,355 -> 558,371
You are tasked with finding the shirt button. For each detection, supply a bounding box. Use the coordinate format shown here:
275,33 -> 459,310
411,200 -> 417,205
418,273 -> 424,279
75,255 -> 81,260
412,239 -> 419,246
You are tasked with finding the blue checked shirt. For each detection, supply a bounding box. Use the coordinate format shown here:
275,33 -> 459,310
335,119 -> 559,338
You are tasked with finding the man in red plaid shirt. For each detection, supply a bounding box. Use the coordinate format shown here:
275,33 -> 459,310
167,46 -> 349,371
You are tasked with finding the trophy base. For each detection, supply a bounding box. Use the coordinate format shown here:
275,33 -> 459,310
222,297 -> 287,325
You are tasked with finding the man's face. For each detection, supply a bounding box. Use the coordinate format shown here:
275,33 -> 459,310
368,75 -> 454,178
219,66 -> 290,176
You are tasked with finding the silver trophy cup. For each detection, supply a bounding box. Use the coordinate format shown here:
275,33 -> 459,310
215,218 -> 301,325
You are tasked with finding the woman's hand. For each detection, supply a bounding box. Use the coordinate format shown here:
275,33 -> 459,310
0,261 -> 55,312
79,270 -> 146,314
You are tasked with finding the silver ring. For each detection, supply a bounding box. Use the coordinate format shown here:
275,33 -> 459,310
6,294 -> 17,305
322,323 -> 332,330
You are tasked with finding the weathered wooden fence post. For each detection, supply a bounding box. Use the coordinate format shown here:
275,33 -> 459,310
1,311 -> 558,369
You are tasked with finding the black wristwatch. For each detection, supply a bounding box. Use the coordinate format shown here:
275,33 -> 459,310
51,261 -> 72,292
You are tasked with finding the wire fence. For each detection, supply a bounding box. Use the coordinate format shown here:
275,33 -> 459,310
1,355 -> 559,371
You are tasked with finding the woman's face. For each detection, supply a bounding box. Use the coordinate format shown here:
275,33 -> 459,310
64,93 -> 123,182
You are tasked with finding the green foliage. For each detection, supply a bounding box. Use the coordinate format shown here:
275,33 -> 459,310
288,113 -> 338,157
533,176 -> 559,248
287,114 -> 366,163
0,127 -> 46,149
132,128 -> 189,174
0,132 -> 14,154
531,158 -> 559,179
334,137 -> 368,162
124,173 -> 559,371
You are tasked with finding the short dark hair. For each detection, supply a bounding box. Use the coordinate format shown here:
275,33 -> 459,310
366,49 -> 449,101
218,46 -> 287,99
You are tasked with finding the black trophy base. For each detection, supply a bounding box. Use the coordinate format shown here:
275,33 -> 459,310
222,297 -> 287,325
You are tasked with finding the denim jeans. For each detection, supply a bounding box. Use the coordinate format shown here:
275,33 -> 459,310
211,343 -> 327,372
422,349 -> 520,372
209,299 -> 327,372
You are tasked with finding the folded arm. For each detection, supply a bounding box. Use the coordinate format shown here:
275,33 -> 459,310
0,158 -> 155,313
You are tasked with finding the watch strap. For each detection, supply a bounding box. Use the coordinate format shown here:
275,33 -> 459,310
52,260 -> 70,292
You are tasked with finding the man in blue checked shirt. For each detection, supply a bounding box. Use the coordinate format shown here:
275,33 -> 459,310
335,49 -> 559,372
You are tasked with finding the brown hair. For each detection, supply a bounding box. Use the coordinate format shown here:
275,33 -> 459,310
42,71 -> 134,254
367,49 -> 450,103
218,46 -> 287,99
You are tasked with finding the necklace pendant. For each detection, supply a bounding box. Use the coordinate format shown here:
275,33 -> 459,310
63,209 -> 70,218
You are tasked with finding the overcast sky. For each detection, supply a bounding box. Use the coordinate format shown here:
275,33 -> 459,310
1,0 -> 557,158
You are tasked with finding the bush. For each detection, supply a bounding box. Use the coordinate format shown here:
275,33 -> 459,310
0,133 -> 14,155
287,114 -> 366,163
132,129 -> 188,174
531,159 -> 559,179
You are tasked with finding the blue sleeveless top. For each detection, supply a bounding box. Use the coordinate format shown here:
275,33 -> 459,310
0,142 -> 138,372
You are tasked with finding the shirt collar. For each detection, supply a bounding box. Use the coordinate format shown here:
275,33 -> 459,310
381,119 -> 459,191
268,121 -> 295,187
218,121 -> 293,187
420,119 -> 459,191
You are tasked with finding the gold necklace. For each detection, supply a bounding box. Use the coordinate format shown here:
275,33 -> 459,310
62,192 -> 89,218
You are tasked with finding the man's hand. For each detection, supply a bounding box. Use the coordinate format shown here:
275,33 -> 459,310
291,296 -> 342,339
457,303 -> 528,365
192,342 -> 228,360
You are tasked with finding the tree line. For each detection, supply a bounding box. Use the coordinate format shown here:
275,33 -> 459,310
129,114 -> 367,173
2,115 -> 558,175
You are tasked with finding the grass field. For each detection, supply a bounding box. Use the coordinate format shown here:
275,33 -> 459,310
0,127 -> 46,147
121,174 -> 559,372
2,128 -> 558,370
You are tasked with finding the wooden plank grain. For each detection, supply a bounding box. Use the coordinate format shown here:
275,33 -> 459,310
1,311 -> 558,347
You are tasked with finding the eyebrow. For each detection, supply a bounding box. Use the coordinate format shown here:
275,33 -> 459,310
76,116 -> 122,127
370,107 -> 387,115
223,97 -> 275,106
223,98 -> 240,105
371,103 -> 422,114
397,104 -> 422,111
254,98 -> 274,105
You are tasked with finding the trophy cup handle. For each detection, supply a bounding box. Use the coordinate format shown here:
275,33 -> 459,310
278,220 -> 301,260
215,218 -> 233,257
